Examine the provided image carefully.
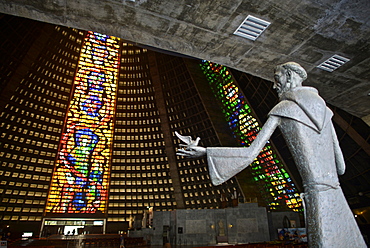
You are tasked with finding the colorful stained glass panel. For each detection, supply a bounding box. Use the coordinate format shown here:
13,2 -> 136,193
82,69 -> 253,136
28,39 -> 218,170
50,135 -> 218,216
200,60 -> 302,212
45,32 -> 120,214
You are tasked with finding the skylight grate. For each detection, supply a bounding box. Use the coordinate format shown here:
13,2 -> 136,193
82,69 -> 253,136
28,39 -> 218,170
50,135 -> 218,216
234,15 -> 270,41
317,55 -> 350,72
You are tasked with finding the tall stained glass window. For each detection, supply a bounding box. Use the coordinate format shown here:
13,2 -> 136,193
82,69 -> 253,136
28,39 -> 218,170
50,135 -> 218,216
46,32 -> 120,214
200,60 -> 302,212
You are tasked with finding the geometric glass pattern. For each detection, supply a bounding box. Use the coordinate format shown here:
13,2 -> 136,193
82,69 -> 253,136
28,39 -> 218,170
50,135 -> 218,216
108,44 -> 179,221
45,32 -> 120,214
200,60 -> 303,212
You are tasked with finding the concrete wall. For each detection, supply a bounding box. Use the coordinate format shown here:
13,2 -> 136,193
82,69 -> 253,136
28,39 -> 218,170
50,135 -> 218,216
128,204 -> 302,245
226,203 -> 270,244
129,203 -> 282,246
175,208 -> 221,246
175,203 -> 271,245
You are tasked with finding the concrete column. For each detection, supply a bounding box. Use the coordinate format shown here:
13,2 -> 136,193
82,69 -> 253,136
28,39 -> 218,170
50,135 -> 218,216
147,50 -> 185,209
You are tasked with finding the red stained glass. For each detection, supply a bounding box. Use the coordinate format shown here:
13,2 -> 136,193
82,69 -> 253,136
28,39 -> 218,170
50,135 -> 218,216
46,32 -> 120,214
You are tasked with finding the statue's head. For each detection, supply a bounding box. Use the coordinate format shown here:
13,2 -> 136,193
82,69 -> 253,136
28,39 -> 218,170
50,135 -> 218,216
273,62 -> 307,98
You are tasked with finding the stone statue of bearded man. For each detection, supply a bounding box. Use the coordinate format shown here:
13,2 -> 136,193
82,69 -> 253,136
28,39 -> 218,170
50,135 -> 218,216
177,62 -> 366,248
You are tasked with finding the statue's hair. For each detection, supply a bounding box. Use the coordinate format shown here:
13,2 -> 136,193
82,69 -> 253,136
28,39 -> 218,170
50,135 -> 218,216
277,62 -> 307,81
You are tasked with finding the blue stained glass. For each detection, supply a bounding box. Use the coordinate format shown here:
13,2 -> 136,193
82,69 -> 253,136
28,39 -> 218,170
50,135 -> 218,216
200,60 -> 303,212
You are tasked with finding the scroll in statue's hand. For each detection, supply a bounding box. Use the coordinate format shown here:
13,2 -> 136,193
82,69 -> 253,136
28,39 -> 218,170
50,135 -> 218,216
175,131 -> 206,158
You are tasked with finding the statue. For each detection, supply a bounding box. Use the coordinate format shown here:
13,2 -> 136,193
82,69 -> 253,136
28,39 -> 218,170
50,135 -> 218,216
176,62 -> 366,248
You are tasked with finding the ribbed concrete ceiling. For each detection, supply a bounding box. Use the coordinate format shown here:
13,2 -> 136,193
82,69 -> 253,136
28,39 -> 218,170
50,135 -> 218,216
1,0 -> 370,124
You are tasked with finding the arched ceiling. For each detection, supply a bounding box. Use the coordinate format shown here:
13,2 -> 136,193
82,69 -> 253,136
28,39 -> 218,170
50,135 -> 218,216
1,0 -> 370,124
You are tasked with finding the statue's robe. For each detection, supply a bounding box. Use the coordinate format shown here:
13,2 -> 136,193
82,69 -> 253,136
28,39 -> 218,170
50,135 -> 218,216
206,87 -> 366,247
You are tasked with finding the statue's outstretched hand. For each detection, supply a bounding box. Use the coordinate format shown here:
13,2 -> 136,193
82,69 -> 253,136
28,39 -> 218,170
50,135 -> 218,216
175,131 -> 206,158
176,146 -> 206,158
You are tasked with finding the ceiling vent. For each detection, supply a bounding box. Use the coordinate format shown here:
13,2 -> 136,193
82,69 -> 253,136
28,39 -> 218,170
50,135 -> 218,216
233,15 -> 270,41
317,55 -> 350,72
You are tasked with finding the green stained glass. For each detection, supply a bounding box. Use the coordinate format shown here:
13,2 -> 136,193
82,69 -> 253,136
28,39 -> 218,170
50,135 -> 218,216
200,60 -> 303,212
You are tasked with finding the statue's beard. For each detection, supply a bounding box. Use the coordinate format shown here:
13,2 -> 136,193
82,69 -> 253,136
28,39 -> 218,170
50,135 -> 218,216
276,88 -> 286,99
278,92 -> 285,100
277,90 -> 283,98
277,84 -> 292,99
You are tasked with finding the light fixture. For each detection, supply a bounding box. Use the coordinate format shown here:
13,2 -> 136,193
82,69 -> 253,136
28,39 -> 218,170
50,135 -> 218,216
317,54 -> 350,72
233,15 -> 271,41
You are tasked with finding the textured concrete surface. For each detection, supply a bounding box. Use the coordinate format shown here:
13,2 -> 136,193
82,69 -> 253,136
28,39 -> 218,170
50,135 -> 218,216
141,203 -> 271,245
1,0 -> 369,123
175,204 -> 270,245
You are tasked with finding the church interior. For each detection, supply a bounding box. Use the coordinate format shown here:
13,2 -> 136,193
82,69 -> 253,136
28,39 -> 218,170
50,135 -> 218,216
0,1 -> 369,247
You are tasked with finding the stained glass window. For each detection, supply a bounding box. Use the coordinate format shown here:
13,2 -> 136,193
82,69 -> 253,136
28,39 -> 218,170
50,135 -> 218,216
200,60 -> 302,212
45,32 -> 120,214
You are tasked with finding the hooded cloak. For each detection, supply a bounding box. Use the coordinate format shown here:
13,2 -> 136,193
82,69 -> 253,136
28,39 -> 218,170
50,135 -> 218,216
269,86 -> 332,133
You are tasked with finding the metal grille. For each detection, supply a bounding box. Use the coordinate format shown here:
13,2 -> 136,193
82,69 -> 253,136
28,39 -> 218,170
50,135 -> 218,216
317,55 -> 350,72
233,15 -> 270,41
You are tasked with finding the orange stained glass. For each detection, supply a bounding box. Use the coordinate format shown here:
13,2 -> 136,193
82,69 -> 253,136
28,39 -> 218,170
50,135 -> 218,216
45,32 -> 120,214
